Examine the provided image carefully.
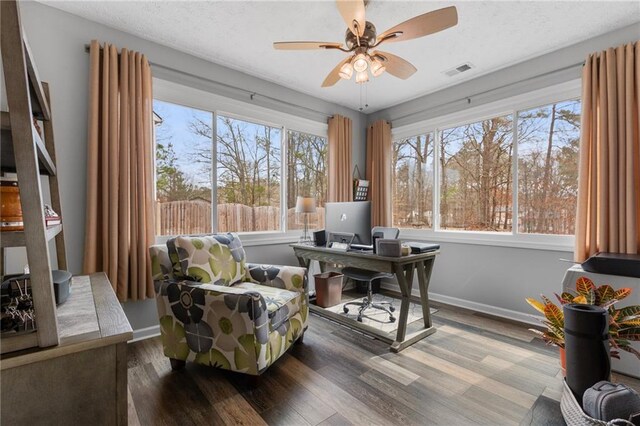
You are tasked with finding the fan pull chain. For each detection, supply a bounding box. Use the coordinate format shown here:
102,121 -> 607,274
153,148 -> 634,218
358,83 -> 369,112
365,83 -> 369,110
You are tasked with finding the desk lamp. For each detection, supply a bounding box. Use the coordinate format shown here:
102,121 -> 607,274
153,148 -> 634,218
295,196 -> 316,243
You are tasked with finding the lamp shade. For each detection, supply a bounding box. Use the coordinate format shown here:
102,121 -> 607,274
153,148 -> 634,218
295,196 -> 317,213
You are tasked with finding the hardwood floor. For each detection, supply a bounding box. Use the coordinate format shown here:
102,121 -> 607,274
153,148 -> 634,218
127,302 -> 639,426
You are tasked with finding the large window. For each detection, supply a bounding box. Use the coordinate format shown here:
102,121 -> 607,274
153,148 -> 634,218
392,134 -> 434,229
391,94 -> 581,238
215,115 -> 281,232
517,100 -> 580,235
440,115 -> 513,232
153,98 -> 327,236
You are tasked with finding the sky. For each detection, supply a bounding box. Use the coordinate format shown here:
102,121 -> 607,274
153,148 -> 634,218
153,99 -> 212,186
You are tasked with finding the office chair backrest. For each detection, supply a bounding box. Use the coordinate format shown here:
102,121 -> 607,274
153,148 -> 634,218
372,226 -> 400,239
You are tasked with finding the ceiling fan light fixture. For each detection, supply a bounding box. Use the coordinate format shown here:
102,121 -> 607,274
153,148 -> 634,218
339,62 -> 354,79
355,70 -> 369,84
370,58 -> 386,77
352,53 -> 369,73
274,3 -> 459,88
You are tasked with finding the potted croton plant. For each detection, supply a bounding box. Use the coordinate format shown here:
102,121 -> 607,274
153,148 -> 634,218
526,277 -> 640,374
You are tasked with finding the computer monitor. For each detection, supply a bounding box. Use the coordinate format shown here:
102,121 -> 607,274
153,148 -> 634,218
325,201 -> 372,246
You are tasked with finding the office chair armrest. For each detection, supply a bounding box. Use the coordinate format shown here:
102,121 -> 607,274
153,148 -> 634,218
244,263 -> 308,294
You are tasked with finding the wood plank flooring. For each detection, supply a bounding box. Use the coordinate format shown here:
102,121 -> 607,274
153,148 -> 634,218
127,302 -> 639,426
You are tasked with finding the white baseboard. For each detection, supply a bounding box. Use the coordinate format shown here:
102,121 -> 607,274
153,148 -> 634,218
130,325 -> 161,342
380,282 -> 542,327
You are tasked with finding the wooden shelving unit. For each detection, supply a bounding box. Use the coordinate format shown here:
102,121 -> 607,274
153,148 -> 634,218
1,0 -> 67,353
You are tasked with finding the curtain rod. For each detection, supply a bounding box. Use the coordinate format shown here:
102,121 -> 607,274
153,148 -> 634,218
84,44 -> 333,120
389,61 -> 585,124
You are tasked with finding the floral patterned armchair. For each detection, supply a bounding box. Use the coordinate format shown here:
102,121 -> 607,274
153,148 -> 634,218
149,233 -> 308,375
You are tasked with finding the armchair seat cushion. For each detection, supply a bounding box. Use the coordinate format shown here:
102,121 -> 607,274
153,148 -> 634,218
234,282 -> 300,331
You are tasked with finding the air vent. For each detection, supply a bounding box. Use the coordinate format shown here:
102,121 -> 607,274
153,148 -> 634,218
444,62 -> 474,77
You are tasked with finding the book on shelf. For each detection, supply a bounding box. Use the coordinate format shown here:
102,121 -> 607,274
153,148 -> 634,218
45,217 -> 61,226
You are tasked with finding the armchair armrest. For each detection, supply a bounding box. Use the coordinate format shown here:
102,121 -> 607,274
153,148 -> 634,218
155,279 -> 271,349
245,263 -> 307,294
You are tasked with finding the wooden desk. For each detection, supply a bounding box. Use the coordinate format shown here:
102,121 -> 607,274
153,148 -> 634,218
291,244 -> 439,352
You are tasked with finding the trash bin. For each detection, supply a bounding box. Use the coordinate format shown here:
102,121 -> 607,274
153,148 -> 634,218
314,271 -> 343,308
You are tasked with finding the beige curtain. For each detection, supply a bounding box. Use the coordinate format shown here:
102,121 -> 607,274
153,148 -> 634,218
575,41 -> 640,262
83,40 -> 155,302
366,120 -> 392,227
328,115 -> 353,202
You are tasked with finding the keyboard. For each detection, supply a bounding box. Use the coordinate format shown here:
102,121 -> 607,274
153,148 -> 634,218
350,243 -> 374,251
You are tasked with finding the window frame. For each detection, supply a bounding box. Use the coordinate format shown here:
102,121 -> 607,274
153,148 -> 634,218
392,79 -> 581,252
153,78 -> 328,245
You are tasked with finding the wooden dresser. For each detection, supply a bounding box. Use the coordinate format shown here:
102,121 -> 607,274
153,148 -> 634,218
1,273 -> 133,425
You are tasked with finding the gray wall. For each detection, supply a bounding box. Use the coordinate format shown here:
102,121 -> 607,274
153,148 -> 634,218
388,238 -> 572,324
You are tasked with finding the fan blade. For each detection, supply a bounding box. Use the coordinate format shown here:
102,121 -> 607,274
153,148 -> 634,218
372,51 -> 417,79
273,41 -> 343,50
322,57 -> 351,87
377,6 -> 458,45
336,0 -> 366,37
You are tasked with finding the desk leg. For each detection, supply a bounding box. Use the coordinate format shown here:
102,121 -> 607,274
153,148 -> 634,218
392,263 -> 414,344
390,260 -> 436,352
417,258 -> 435,328
296,256 -> 310,269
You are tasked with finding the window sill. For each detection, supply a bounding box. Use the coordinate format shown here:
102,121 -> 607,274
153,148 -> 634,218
155,231 -> 303,248
398,229 -> 574,252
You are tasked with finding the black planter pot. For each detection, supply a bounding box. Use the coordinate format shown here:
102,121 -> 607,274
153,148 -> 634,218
563,303 -> 610,405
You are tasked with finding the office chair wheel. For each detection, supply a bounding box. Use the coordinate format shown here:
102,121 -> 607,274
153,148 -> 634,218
389,306 -> 395,312
389,316 -> 396,323
343,306 -> 350,313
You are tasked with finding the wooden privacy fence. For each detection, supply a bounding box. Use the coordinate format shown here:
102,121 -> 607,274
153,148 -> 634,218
156,200 -> 325,235
156,200 -> 212,236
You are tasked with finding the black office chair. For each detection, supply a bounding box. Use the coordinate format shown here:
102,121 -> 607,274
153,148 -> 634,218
342,227 -> 399,322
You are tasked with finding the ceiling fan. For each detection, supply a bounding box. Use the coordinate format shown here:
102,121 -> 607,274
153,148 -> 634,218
273,0 -> 458,87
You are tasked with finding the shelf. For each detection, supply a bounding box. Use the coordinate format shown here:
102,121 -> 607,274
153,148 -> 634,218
1,273 -> 133,369
23,36 -> 51,121
1,111 -> 56,176
0,224 -> 62,248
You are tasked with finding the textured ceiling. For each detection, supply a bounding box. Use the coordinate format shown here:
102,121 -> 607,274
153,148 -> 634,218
39,1 -> 640,112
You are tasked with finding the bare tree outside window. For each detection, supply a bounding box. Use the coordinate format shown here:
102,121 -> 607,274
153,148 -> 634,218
440,116 -> 514,231
517,100 -> 581,235
286,130 -> 327,230
214,115 -> 281,232
392,133 -> 434,229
